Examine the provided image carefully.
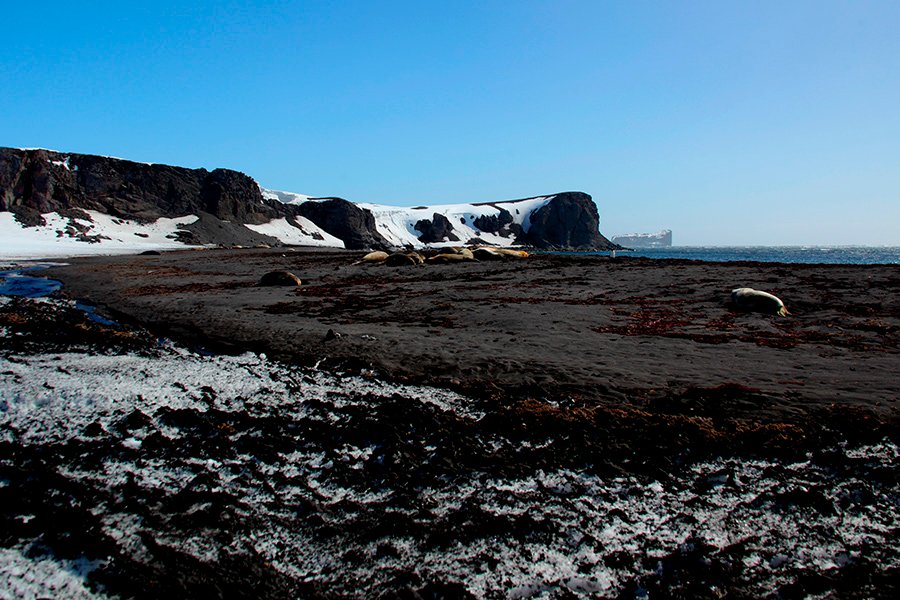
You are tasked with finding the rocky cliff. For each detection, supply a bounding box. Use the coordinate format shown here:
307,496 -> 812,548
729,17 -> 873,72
525,192 -> 614,250
1,147 -> 615,252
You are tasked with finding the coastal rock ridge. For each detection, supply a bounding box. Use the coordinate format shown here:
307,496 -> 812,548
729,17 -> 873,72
0,147 -> 615,253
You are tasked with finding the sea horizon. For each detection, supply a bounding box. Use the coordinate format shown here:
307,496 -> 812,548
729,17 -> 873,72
569,245 -> 900,265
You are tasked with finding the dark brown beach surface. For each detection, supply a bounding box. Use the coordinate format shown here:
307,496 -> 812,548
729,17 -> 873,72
45,248 -> 899,468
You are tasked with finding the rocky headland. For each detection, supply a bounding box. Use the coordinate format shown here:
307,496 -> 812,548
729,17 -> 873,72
1,147 -> 616,252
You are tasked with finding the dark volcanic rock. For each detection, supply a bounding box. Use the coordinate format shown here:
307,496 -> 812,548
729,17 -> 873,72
295,198 -> 390,250
525,192 -> 616,250
473,208 -> 513,234
0,147 -> 276,225
200,168 -> 272,225
1,148 -> 617,252
0,147 -> 391,251
414,212 -> 459,244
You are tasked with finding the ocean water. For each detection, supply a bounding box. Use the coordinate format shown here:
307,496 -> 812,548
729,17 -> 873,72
604,246 -> 900,265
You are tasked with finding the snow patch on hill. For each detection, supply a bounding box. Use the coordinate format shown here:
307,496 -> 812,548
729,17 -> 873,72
245,217 -> 345,248
0,212 -> 201,260
259,186 -> 315,204
359,195 -> 553,247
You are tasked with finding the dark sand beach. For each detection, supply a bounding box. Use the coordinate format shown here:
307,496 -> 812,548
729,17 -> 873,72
44,248 -> 899,470
2,248 -> 898,598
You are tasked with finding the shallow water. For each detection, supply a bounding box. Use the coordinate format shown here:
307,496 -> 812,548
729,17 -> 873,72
0,266 -> 63,297
1,265 -> 119,326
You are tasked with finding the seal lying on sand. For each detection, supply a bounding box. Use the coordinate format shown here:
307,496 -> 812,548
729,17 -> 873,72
472,247 -> 529,261
385,252 -> 425,267
353,251 -> 389,265
731,287 -> 790,316
423,247 -> 474,263
258,271 -> 302,286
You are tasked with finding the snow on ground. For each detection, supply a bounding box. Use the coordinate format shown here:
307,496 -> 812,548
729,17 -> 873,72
245,217 -> 345,248
359,195 -> 554,248
4,186 -> 556,260
0,547 -> 103,600
1,298 -> 897,597
0,212 -> 202,260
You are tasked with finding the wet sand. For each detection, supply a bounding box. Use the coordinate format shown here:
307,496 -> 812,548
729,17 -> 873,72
45,248 -> 900,465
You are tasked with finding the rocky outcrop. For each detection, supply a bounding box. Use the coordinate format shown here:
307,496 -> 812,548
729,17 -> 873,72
294,198 -> 390,250
1,148 -> 614,252
473,208 -> 513,234
0,147 -> 389,250
0,147 -> 278,226
414,212 -> 459,244
525,192 -> 616,250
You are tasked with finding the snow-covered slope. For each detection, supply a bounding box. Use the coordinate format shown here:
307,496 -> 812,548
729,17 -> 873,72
2,147 -> 610,258
0,211 -> 202,260
245,216 -> 344,248
358,195 -> 552,248
259,186 -> 315,205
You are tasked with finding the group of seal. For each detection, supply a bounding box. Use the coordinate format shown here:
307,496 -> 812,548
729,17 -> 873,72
731,287 -> 790,316
354,247 -> 529,267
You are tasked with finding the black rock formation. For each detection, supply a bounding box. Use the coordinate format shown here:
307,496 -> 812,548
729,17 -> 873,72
473,208 -> 513,234
0,147 -> 276,226
525,192 -> 616,250
294,198 -> 390,250
414,212 -> 460,244
0,147 -> 389,250
1,148 -> 615,252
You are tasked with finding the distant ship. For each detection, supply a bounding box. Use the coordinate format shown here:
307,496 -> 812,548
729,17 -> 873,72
611,230 -> 672,248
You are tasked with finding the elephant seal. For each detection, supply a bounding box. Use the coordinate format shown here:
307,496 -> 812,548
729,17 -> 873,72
472,247 -> 504,261
493,248 -> 528,258
472,247 -> 528,260
385,252 -> 419,267
354,250 -> 389,265
258,271 -> 302,286
731,287 -> 790,316
427,252 -> 473,263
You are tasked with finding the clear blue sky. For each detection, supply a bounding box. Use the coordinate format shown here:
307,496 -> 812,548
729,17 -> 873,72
2,1 -> 898,245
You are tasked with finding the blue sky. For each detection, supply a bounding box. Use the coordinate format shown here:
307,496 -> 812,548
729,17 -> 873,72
2,1 -> 898,245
